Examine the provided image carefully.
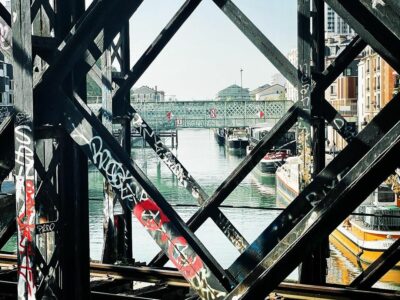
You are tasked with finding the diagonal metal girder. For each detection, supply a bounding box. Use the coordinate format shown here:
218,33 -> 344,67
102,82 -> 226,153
105,0 -> 250,253
212,0 -> 356,140
33,0 -> 144,99
128,104 -> 250,253
112,0 -> 202,108
358,0 -> 400,41
350,238 -> 400,289
59,90 -> 234,299
150,103 -> 302,266
325,0 -> 400,73
228,93 -> 400,281
225,117 -> 400,300
149,34 -> 366,267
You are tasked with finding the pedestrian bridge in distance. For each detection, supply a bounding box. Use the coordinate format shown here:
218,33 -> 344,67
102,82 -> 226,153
89,100 -> 294,129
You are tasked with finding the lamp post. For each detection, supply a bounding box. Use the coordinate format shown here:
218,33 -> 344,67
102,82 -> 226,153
240,68 -> 243,100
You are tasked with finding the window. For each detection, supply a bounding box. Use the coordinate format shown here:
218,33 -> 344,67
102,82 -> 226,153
344,68 -> 352,76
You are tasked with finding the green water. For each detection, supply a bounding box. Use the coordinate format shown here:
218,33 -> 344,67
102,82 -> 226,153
2,128 -> 399,289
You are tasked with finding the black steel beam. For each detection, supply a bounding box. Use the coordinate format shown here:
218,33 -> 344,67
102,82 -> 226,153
300,0 -> 327,284
350,238 -> 400,289
34,0 -> 142,91
212,0 -> 355,142
12,0 -> 37,297
128,102 -> 249,255
60,91 -> 233,298
117,21 -> 133,261
225,113 -> 400,300
213,0 -> 298,86
0,3 -> 10,26
325,0 -> 400,73
150,103 -> 301,266
358,0 -> 400,40
228,93 -> 400,281
109,0 -> 250,255
314,35 -> 366,96
54,1 -> 91,297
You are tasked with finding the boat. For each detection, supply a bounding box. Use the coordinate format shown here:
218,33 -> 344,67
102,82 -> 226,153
225,127 -> 249,149
330,186 -> 400,271
276,158 -> 400,282
214,128 -> 226,145
247,146 -> 290,174
214,127 -> 249,149
246,126 -> 296,174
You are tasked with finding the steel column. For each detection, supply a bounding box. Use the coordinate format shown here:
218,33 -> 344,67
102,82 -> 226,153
299,0 -> 327,284
12,0 -> 37,297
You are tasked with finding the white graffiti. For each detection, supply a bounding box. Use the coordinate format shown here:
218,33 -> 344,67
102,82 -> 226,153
0,22 -> 11,50
132,112 -> 199,198
14,121 -> 36,299
36,222 -> 56,234
372,0 -> 385,9
71,124 -> 139,206
189,269 -> 227,300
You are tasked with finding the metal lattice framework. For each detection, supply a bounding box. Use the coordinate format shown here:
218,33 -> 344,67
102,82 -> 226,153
89,100 -> 293,129
0,0 -> 399,299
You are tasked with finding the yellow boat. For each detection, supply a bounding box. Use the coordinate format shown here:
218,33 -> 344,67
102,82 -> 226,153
276,158 -> 400,284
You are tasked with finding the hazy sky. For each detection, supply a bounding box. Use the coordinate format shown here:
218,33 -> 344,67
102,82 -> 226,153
129,1 -> 297,99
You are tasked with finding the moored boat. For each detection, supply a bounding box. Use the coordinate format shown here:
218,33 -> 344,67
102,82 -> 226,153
247,146 -> 290,174
214,128 -> 226,145
247,125 -> 296,174
275,159 -> 400,281
225,128 -> 249,149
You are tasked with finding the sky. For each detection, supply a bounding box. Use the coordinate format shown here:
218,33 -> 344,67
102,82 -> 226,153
129,0 -> 297,99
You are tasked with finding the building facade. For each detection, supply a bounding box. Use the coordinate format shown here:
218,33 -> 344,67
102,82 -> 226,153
325,36 -> 360,151
216,84 -> 250,101
357,46 -> 397,130
0,52 -> 13,106
325,4 -> 355,37
131,86 -> 165,102
251,84 -> 286,101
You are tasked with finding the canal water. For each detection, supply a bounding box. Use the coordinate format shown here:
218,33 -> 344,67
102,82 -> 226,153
88,128 -> 398,289
1,129 -> 398,289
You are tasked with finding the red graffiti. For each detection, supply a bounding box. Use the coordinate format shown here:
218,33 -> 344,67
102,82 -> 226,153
133,199 -> 170,231
168,237 -> 204,279
17,180 -> 35,242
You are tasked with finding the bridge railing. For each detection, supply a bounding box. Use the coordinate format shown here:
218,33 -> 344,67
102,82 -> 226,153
89,100 -> 293,129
